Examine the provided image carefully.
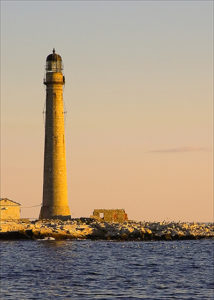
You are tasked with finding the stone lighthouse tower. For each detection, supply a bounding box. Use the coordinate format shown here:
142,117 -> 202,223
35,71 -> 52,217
40,49 -> 71,219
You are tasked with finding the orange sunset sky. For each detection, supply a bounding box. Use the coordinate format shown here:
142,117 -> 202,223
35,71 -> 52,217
1,1 -> 213,221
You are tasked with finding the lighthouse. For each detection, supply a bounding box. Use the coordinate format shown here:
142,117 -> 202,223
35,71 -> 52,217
39,49 -> 71,219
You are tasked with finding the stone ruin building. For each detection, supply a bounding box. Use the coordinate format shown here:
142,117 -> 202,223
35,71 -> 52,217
92,209 -> 128,223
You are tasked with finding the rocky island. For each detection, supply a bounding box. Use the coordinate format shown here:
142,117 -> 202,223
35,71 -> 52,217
0,219 -> 213,241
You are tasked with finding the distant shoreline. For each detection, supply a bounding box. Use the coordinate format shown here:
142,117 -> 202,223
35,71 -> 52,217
0,219 -> 214,241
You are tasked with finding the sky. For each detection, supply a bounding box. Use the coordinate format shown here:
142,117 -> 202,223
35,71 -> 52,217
1,1 -> 213,222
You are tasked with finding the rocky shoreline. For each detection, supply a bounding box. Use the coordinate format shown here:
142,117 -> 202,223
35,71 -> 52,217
0,219 -> 213,241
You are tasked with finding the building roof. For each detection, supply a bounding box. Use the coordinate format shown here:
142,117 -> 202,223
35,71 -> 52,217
0,198 -> 21,206
46,48 -> 62,62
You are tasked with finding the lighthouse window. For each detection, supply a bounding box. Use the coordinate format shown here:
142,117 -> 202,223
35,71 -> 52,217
46,61 -> 62,72
99,213 -> 104,219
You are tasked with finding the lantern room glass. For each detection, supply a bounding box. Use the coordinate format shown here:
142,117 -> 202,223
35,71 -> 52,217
46,60 -> 63,72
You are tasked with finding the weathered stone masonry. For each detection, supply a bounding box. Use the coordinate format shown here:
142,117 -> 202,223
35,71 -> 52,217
40,49 -> 71,219
92,209 -> 128,223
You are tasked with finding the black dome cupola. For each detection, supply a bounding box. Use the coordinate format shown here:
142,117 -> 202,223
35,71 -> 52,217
46,48 -> 62,62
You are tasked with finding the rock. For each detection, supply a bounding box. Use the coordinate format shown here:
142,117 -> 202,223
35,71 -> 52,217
0,219 -> 213,240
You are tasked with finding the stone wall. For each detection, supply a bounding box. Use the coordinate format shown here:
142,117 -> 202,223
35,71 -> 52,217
92,209 -> 128,223
40,70 -> 70,219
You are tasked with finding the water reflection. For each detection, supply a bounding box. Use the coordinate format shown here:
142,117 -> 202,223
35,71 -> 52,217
36,239 -> 71,248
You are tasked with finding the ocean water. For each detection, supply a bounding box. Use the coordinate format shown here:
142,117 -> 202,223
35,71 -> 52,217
0,239 -> 213,299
